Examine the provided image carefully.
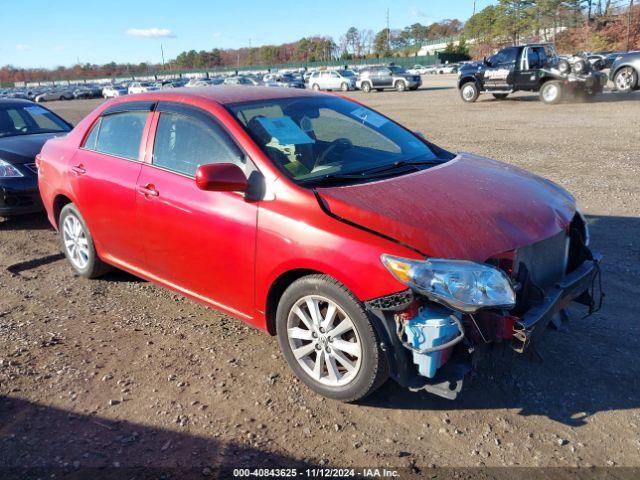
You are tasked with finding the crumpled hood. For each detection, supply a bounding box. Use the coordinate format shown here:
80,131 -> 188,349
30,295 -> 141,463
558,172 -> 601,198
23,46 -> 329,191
316,153 -> 576,261
0,132 -> 65,164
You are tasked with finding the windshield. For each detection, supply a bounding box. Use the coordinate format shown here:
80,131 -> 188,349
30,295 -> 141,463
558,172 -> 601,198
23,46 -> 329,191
339,70 -> 355,77
228,96 -> 443,185
0,104 -> 71,138
389,66 -> 407,74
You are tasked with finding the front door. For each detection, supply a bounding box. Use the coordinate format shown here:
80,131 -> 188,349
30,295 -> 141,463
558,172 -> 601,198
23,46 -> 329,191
484,47 -> 518,90
135,103 -> 258,320
70,107 -> 151,266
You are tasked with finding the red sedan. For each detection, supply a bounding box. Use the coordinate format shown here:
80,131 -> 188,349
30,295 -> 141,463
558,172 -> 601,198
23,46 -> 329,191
37,87 -> 601,401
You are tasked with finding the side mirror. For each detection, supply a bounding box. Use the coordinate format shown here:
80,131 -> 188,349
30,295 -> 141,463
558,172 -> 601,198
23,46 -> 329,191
195,163 -> 248,192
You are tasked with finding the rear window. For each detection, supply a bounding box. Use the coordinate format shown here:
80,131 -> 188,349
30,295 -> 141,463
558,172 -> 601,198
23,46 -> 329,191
86,111 -> 147,161
0,104 -> 70,138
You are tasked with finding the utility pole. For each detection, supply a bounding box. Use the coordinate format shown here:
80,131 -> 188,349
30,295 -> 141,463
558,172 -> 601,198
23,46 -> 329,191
628,0 -> 635,52
473,0 -> 477,16
386,8 -> 391,52
160,44 -> 165,71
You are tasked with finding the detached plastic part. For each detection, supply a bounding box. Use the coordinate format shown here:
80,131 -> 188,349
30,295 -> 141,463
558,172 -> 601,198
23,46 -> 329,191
404,305 -> 462,378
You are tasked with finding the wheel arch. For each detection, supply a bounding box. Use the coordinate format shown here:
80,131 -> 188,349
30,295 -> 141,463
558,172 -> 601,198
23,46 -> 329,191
265,268 -> 324,335
457,75 -> 478,89
52,193 -> 74,228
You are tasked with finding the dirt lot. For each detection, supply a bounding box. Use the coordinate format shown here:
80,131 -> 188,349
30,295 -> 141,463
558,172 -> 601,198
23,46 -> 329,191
1,76 -> 639,478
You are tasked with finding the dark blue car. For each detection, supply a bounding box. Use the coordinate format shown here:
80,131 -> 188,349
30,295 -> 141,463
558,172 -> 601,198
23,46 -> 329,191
0,99 -> 72,217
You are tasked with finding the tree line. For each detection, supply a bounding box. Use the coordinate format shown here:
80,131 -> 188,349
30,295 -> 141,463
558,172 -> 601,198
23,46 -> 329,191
1,2 -> 637,84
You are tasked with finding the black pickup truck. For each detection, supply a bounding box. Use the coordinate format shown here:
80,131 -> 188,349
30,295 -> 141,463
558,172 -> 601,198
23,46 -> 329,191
457,43 -> 608,104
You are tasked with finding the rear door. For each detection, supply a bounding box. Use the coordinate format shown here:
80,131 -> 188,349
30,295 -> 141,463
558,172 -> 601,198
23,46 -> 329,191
328,71 -> 341,89
135,102 -> 258,320
514,46 -> 544,91
70,102 -> 153,266
377,67 -> 394,87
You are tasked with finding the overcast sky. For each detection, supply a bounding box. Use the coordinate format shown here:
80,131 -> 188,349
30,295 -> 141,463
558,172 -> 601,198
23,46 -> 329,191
1,0 -> 494,68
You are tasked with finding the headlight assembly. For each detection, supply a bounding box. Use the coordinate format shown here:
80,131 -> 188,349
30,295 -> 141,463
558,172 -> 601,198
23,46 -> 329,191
0,159 -> 24,178
573,59 -> 586,74
381,255 -> 516,313
558,59 -> 571,74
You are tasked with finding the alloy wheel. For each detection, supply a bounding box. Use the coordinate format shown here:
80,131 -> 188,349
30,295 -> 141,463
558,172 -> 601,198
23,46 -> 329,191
286,295 -> 362,387
62,214 -> 90,270
615,67 -> 634,91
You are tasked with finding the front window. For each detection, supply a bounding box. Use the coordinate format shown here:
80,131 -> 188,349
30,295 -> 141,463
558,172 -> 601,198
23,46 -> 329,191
152,111 -> 244,177
0,104 -> 71,138
228,96 -> 445,185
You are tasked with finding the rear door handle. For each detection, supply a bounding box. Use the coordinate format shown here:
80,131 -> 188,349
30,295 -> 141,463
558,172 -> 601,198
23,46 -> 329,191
137,184 -> 159,197
71,164 -> 86,175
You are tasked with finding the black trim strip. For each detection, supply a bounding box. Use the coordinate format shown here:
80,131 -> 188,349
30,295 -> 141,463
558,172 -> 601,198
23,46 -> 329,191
312,190 -> 426,257
103,101 -> 156,115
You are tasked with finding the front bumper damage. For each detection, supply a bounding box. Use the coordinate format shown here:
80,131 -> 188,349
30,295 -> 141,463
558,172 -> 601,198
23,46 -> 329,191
365,252 -> 602,401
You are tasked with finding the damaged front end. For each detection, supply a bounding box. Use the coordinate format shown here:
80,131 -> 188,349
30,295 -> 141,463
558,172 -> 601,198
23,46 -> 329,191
365,212 -> 603,400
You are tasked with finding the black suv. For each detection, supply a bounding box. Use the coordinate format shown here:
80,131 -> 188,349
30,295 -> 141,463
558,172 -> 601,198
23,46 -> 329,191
356,66 -> 421,92
457,43 -> 607,104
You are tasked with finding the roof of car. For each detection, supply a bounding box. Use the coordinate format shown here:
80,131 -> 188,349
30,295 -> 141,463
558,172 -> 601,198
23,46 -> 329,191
0,98 -> 37,108
120,85 -> 321,106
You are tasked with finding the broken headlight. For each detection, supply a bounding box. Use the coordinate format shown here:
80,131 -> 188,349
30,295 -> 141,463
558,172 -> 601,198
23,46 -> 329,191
381,255 -> 516,313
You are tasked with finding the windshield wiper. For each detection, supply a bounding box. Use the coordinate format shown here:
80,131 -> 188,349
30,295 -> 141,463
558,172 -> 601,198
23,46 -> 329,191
304,160 -> 442,187
357,158 -> 444,176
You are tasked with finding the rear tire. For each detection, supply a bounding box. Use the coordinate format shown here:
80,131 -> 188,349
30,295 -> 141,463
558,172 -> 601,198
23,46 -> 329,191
614,67 -> 638,93
540,80 -> 563,104
460,81 -> 479,103
276,274 -> 388,402
59,204 -> 111,279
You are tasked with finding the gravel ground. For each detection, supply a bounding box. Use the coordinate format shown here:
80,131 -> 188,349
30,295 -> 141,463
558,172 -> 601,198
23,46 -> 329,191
1,75 -> 639,478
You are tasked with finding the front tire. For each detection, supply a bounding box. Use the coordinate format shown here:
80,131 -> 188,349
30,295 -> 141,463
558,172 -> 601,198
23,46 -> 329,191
312,83 -> 321,91
276,275 -> 387,402
360,81 -> 372,93
460,81 -> 479,102
492,93 -> 509,100
340,82 -> 349,92
395,80 -> 406,92
540,80 -> 563,104
614,67 -> 638,93
59,204 -> 110,279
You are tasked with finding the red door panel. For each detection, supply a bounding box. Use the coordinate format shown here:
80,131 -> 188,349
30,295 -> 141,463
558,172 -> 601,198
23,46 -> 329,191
135,165 -> 258,321
69,149 -> 143,265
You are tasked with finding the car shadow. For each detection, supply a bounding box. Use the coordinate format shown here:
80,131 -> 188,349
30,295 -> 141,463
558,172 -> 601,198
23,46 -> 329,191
0,213 -> 52,231
0,396 -> 316,479
361,214 -> 640,427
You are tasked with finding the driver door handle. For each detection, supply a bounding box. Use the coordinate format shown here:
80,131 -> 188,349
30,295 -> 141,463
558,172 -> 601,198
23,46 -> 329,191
137,184 -> 159,197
